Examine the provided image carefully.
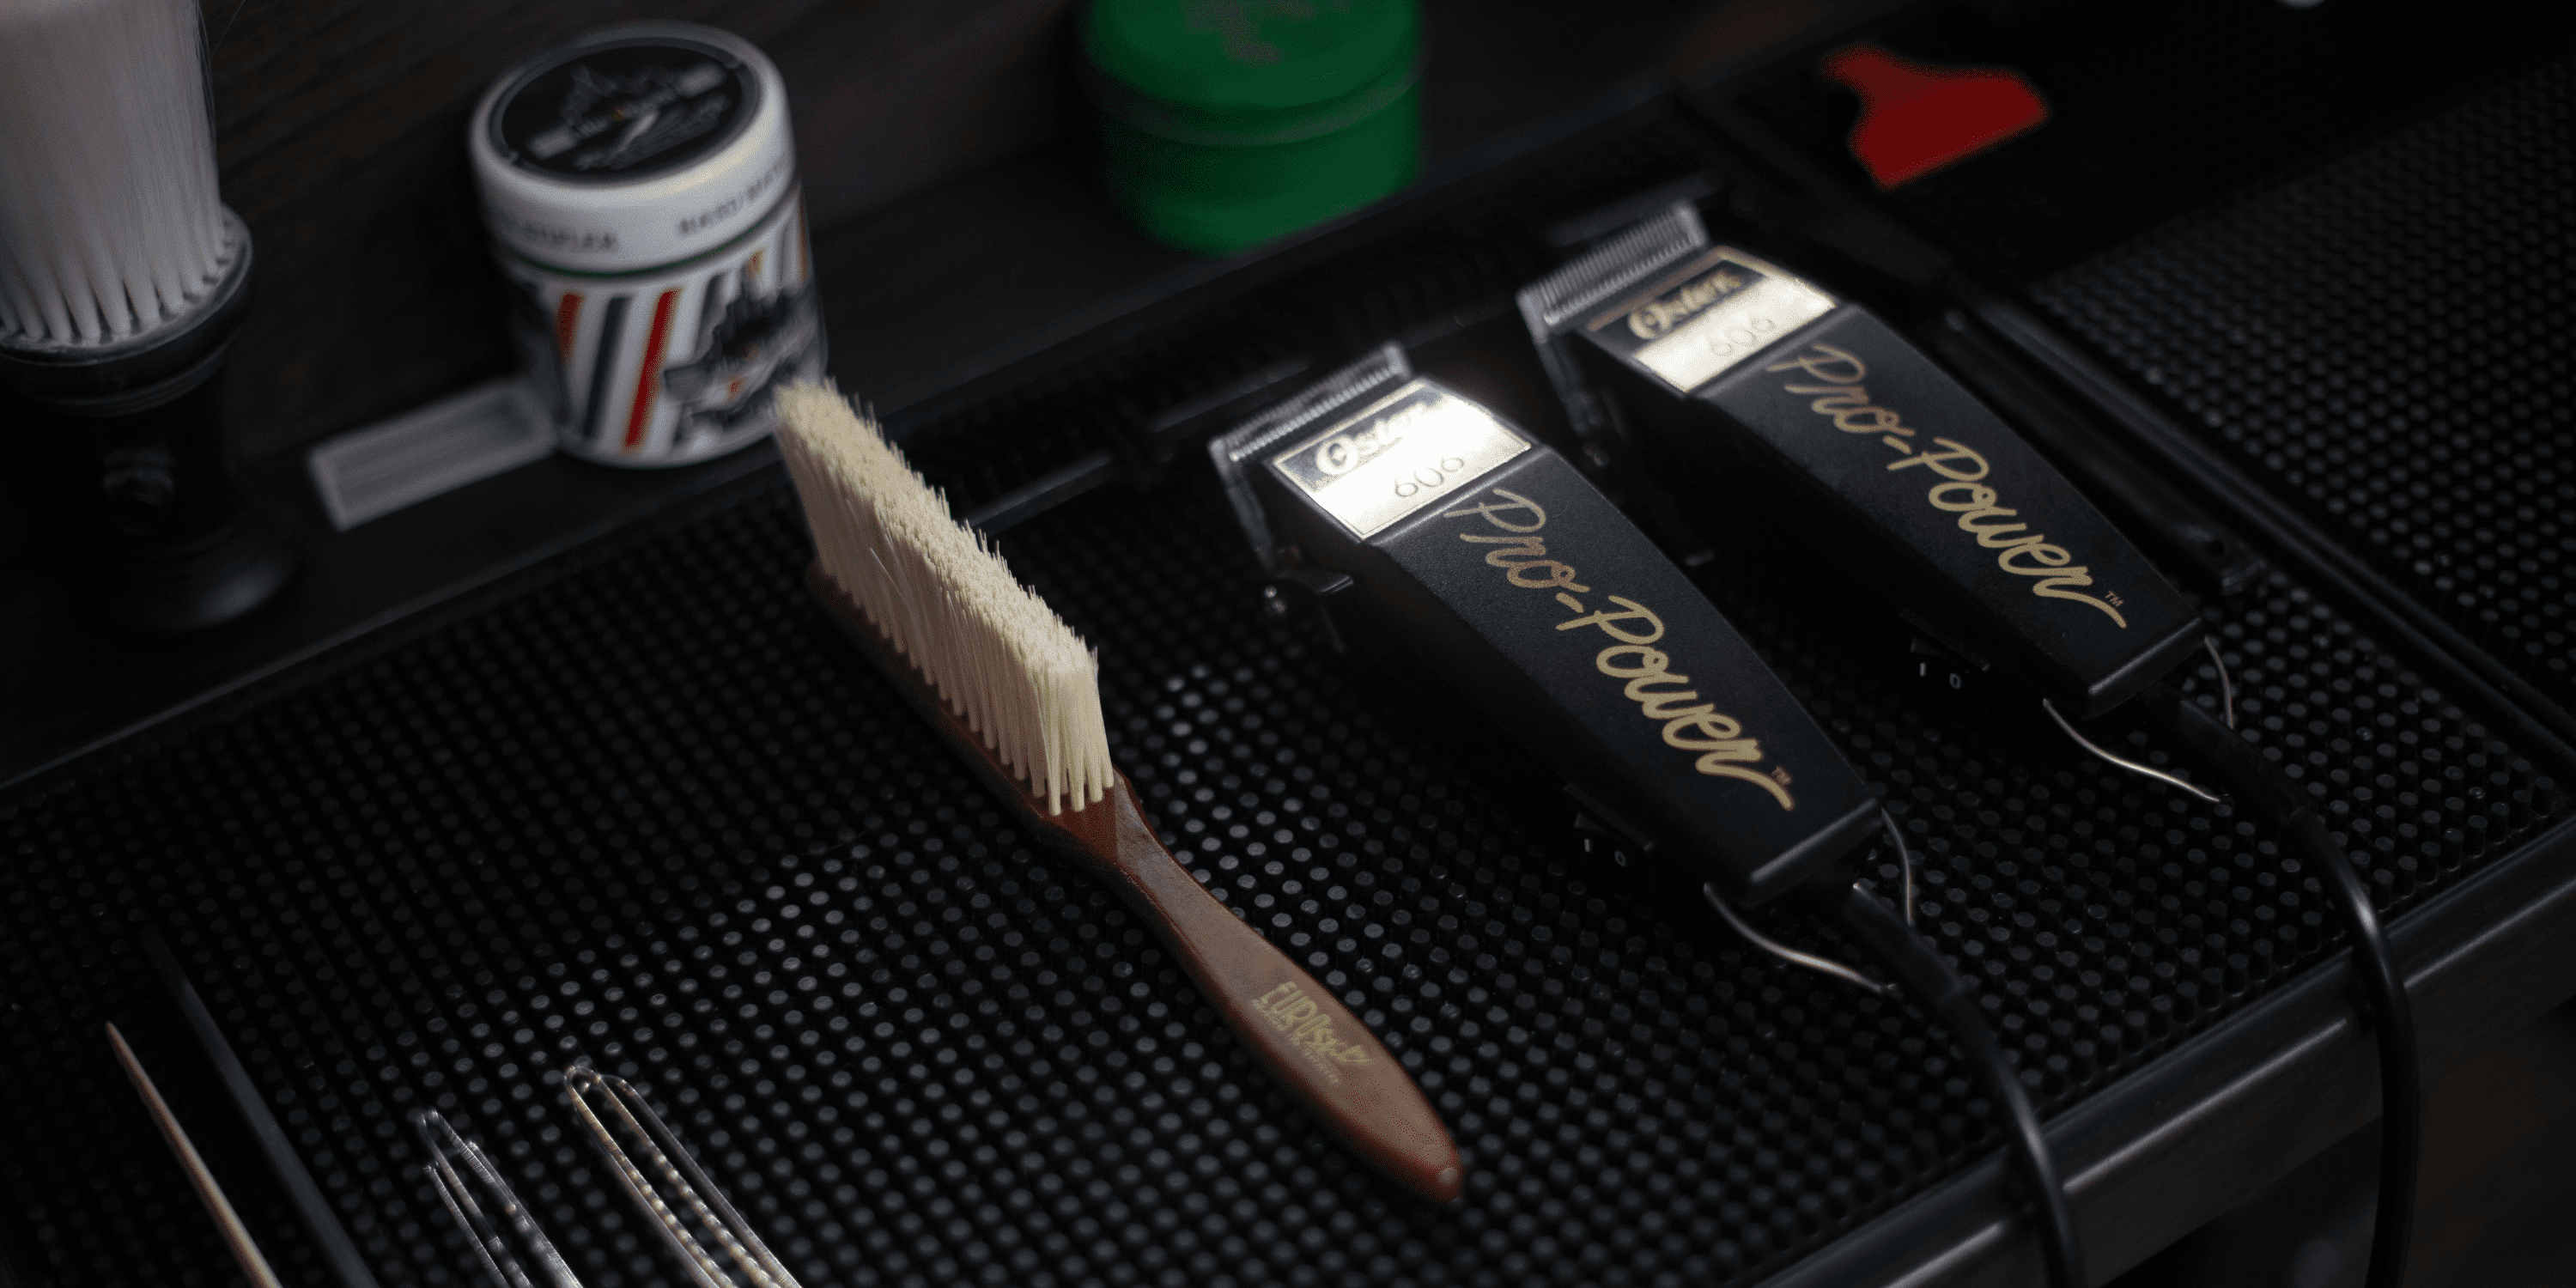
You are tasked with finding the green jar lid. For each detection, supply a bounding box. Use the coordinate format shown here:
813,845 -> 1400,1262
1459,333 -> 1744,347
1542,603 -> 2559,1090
1082,0 -> 1423,256
1084,0 -> 1419,124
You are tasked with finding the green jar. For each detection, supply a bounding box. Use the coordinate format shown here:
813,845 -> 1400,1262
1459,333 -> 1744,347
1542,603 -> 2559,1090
1082,0 -> 1423,256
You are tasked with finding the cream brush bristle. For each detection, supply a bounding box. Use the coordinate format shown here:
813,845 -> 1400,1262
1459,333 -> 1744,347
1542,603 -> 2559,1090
775,382 -> 1114,815
0,0 -> 232,349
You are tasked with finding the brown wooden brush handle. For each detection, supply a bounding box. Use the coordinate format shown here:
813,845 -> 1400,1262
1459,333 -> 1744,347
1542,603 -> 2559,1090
808,566 -> 1464,1202
1054,778 -> 1463,1203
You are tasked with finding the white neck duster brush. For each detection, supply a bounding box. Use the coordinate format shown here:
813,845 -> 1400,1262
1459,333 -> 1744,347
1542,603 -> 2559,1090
775,382 -> 1465,1203
0,0 -> 292,631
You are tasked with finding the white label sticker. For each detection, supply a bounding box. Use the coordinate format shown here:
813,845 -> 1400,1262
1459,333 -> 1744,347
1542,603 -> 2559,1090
1270,381 -> 1531,539
1631,271 -> 1838,392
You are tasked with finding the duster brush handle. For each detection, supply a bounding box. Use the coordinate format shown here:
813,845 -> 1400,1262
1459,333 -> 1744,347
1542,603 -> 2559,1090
809,565 -> 1462,1203
1058,778 -> 1464,1203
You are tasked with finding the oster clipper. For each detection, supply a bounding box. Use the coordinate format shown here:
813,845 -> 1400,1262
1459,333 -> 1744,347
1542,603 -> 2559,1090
1216,344 -> 2087,1285
1212,343 -> 1877,906
1526,204 -> 2421,1288
1520,203 -> 2201,717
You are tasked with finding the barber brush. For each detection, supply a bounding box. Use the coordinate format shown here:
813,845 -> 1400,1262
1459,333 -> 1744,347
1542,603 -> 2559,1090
772,382 -> 1463,1203
0,0 -> 292,631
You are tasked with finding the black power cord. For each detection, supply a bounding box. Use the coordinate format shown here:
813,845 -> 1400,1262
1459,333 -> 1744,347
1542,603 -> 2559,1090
1828,879 -> 2087,1288
2129,681 -> 2419,1288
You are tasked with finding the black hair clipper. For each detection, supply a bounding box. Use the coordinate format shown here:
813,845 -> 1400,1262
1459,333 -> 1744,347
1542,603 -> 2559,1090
1211,343 -> 1880,906
1522,201 -> 2442,1288
1215,343 -> 2088,1284
1518,203 -> 2201,717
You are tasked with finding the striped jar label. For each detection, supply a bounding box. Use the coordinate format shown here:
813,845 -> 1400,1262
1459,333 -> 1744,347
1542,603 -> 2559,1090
498,185 -> 824,467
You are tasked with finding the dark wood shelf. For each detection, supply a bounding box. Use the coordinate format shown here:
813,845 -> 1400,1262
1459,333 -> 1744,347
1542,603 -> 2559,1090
0,0 -> 1875,787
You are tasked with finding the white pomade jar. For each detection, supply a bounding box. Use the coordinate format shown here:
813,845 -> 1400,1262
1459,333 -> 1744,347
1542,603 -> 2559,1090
471,22 -> 825,466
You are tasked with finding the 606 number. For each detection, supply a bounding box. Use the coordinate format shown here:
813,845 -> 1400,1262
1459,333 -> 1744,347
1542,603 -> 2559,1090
1686,313 -> 1778,363
1392,454 -> 1469,499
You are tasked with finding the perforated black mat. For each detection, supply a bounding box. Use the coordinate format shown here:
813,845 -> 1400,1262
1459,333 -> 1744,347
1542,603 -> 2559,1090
3,453 -> 2564,1288
4,98 -> 2572,1288
2032,52 -> 2576,716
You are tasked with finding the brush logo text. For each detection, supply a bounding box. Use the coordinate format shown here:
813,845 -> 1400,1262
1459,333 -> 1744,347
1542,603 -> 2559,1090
1765,343 -> 2128,627
1249,983 -> 1375,1084
1443,488 -> 1796,809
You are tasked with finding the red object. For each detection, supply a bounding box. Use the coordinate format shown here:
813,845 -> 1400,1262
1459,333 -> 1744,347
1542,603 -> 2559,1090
553,292 -> 583,362
1820,44 -> 2050,190
623,289 -> 680,452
